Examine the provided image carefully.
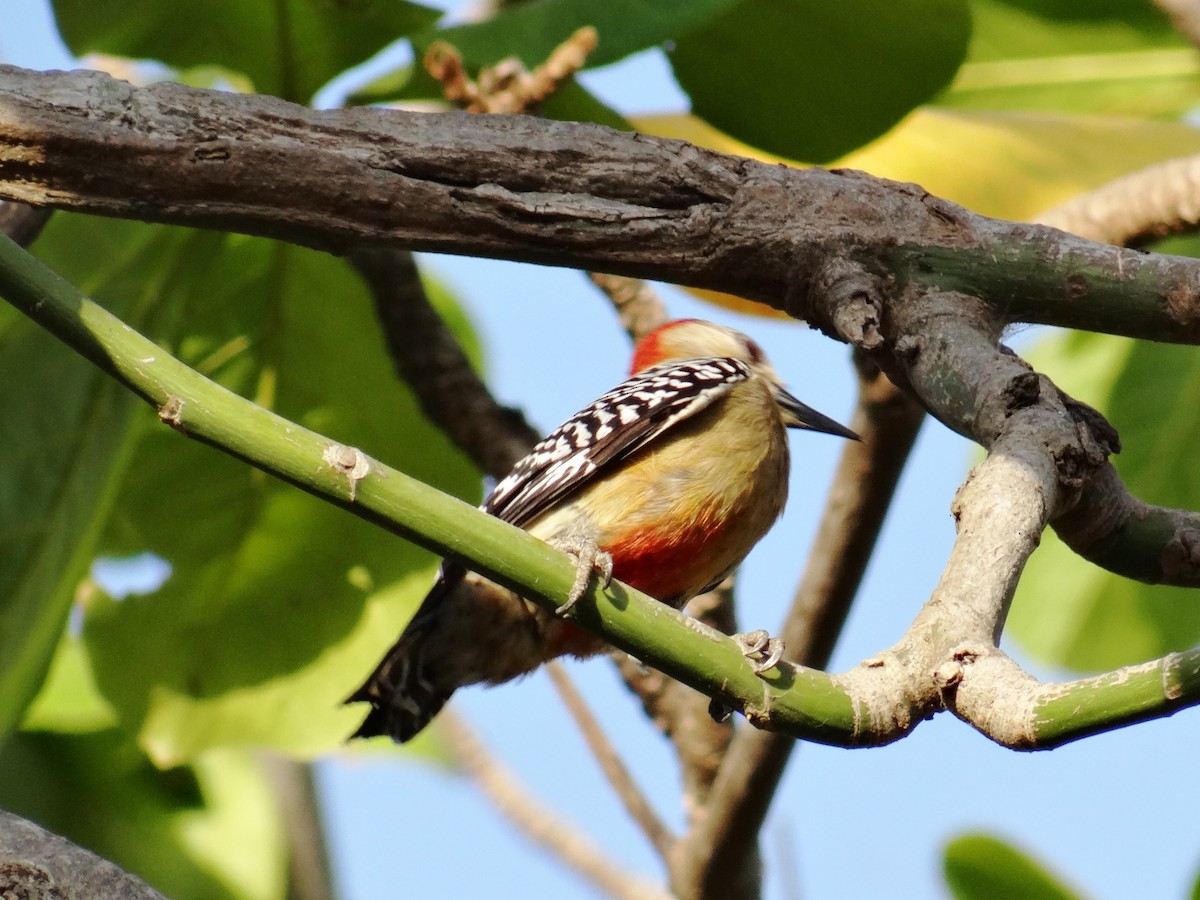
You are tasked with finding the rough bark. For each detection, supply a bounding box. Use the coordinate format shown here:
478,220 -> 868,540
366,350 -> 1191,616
2,65 -> 1200,346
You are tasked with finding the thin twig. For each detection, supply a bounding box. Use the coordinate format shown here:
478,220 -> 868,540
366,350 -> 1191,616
670,358 -> 925,900
545,661 -> 677,856
586,272 -> 669,341
613,584 -> 736,824
1154,0 -> 1200,48
1035,153 -> 1200,246
439,709 -> 674,900
256,753 -> 336,900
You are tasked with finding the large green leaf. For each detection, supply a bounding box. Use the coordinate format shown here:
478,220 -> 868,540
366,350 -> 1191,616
0,216 -> 209,743
52,0 -> 441,102
667,0 -> 971,162
944,833 -> 1081,900
966,0 -> 1180,62
73,238 -> 480,765
0,730 -> 284,900
943,0 -> 1200,116
1011,317 -> 1200,670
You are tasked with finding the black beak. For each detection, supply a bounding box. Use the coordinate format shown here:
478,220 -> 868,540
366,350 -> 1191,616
774,385 -> 860,441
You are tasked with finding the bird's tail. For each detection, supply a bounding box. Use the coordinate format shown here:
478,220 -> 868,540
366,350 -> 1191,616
345,577 -> 456,743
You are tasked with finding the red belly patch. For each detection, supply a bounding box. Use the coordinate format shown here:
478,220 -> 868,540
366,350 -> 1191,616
604,510 -> 726,606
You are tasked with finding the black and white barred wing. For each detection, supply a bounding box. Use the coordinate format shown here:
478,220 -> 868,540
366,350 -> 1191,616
484,357 -> 752,528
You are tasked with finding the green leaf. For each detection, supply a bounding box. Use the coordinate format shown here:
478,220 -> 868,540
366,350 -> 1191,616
424,0 -> 739,69
944,833 -> 1082,900
1011,317 -> 1200,670
0,730 -> 285,900
0,216 -> 204,743
943,0 -> 1200,116
76,239 -> 480,765
51,0 -> 442,102
538,79 -> 632,130
20,634 -> 119,734
966,0 -> 1181,62
668,0 -> 972,162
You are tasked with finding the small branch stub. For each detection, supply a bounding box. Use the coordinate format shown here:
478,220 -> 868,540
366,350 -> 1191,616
323,443 -> 371,501
157,395 -> 185,431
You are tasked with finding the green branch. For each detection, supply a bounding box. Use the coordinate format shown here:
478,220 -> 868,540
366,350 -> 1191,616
1031,648 -> 1200,748
0,231 -> 856,745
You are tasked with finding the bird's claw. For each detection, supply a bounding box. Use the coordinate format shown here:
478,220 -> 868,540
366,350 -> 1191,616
733,629 -> 785,675
551,535 -> 613,615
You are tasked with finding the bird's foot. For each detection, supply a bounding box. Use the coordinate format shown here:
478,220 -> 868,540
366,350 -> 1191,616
733,629 -> 785,675
550,534 -> 613,615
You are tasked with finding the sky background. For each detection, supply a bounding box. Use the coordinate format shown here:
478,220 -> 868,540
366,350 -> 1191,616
4,2 -> 1200,898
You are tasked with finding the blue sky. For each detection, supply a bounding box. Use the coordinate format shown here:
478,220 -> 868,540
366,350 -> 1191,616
5,3 -> 1200,898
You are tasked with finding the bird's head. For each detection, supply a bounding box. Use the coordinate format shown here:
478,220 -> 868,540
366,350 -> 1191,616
630,319 -> 859,440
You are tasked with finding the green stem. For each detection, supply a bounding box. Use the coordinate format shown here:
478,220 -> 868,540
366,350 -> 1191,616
1032,648 -> 1200,748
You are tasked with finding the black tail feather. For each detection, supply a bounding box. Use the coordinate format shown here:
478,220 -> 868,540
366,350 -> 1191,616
345,626 -> 453,743
346,567 -> 467,743
344,642 -> 453,743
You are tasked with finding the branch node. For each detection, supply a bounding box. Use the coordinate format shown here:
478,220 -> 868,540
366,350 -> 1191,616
323,443 -> 371,499
1166,279 -> 1200,329
1062,394 -> 1122,457
1064,272 -> 1091,300
1000,370 -> 1040,414
803,259 -> 887,349
894,333 -> 921,362
933,659 -> 964,692
1163,652 -> 1187,701
157,395 -> 185,430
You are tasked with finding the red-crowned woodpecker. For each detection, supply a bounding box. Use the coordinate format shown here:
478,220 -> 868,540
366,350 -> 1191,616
348,319 -> 858,742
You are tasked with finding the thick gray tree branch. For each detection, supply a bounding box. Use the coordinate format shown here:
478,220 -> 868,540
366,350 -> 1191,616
0,809 -> 167,900
3,65 -> 1200,346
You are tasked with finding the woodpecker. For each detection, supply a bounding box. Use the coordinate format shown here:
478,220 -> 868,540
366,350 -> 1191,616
347,319 -> 858,743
